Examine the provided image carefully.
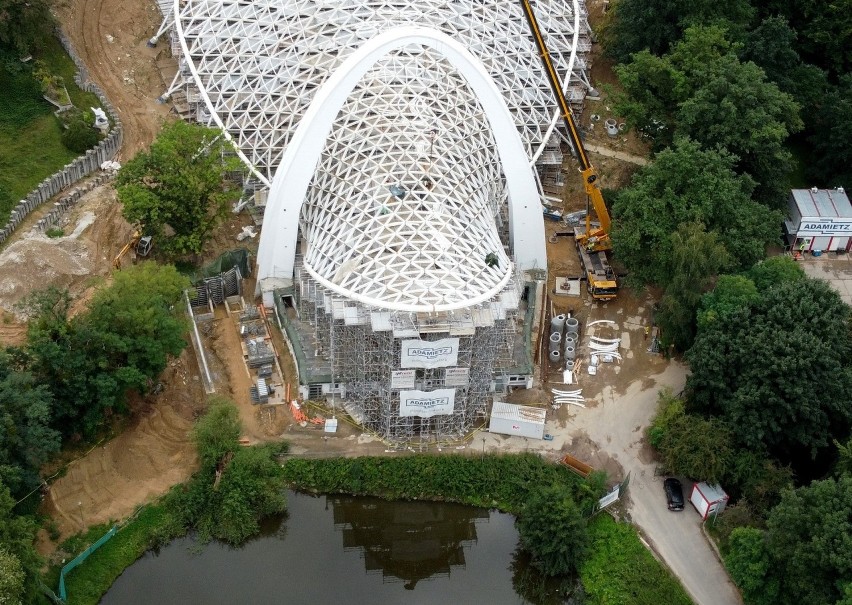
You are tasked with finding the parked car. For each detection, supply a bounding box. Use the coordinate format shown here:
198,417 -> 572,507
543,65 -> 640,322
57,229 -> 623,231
664,478 -> 684,511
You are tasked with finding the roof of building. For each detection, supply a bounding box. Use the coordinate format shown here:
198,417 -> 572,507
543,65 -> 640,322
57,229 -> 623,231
791,188 -> 852,219
490,402 -> 546,425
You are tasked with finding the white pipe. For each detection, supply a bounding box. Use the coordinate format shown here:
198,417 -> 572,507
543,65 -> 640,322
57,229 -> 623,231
588,319 -> 617,327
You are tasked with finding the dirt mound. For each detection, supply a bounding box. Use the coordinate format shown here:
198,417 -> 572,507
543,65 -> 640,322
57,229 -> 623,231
44,350 -> 203,538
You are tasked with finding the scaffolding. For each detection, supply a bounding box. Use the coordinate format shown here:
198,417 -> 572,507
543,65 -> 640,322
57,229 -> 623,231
285,260 -> 527,445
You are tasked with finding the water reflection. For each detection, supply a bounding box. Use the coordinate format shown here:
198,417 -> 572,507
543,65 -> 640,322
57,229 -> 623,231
101,491 -> 531,605
328,496 -> 489,589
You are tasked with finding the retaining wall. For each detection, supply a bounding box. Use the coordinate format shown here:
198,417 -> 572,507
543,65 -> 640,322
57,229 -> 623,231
0,32 -> 123,246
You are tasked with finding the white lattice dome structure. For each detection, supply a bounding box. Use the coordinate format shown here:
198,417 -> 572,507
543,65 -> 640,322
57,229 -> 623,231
171,0 -> 590,311
172,0 -> 591,185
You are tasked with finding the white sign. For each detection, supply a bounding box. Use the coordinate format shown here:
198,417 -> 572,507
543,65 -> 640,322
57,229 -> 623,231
390,369 -> 416,390
597,485 -> 621,510
444,367 -> 469,387
400,337 -> 459,369
399,388 -> 455,418
798,219 -> 852,236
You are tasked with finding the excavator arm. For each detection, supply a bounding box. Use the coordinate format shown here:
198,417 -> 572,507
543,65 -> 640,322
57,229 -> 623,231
519,0 -> 611,250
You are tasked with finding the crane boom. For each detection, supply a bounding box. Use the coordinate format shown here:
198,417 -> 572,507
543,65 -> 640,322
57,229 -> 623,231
520,0 -> 618,301
519,0 -> 611,243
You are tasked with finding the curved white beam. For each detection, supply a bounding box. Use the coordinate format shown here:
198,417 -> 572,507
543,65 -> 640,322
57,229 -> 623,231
257,26 -> 547,307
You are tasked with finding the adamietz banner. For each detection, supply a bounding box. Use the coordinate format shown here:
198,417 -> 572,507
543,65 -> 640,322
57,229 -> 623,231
399,389 -> 455,418
400,337 -> 459,369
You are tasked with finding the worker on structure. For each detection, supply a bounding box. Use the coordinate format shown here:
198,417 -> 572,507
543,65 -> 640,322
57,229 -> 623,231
644,325 -> 650,340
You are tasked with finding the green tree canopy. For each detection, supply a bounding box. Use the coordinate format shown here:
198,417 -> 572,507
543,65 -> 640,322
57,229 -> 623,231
24,264 -> 189,437
746,256 -> 805,293
116,121 -> 242,258
648,389 -> 733,483
517,484 -> 588,576
611,138 -> 777,287
0,352 -> 60,497
809,74 -> 852,188
601,0 -> 754,64
686,277 -> 852,460
656,222 -> 732,350
0,0 -> 53,56
614,26 -> 803,206
696,274 -> 759,330
724,527 -> 779,605
764,476 -> 852,605
0,484 -> 41,605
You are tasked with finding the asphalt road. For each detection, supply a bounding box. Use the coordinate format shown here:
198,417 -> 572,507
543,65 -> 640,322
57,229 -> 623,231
576,363 -> 743,605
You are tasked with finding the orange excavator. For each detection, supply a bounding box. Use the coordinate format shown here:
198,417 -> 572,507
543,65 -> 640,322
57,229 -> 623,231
520,0 -> 619,301
112,231 -> 153,270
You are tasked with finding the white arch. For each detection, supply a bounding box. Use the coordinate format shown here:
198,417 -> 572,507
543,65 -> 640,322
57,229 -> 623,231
257,26 -> 547,306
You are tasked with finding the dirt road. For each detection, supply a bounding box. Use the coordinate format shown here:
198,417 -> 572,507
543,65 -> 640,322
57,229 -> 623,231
55,0 -> 173,157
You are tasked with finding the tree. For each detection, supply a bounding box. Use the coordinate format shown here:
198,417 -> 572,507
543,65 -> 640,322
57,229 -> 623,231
696,274 -> 759,330
601,0 -> 754,64
0,352 -> 60,497
614,26 -> 803,206
835,437 -> 852,477
24,265 -> 189,437
746,256 -> 805,293
167,398 -> 287,545
0,484 -> 41,605
116,121 -> 242,258
0,546 -> 25,605
517,484 -> 588,576
724,527 -> 779,605
765,476 -> 852,605
0,0 -> 53,56
648,389 -> 733,483
686,278 -> 852,461
612,139 -> 777,288
809,75 -> 852,188
656,222 -> 731,350
60,115 -> 100,154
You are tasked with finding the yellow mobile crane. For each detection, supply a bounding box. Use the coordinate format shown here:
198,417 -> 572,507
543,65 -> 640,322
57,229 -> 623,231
520,0 -> 618,301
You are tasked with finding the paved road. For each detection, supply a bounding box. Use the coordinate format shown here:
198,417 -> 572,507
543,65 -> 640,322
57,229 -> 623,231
798,253 -> 852,306
577,364 -> 743,605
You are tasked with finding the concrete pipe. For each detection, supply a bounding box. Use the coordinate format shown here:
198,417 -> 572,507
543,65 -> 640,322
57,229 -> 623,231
564,335 -> 576,351
551,314 -> 566,335
549,349 -> 561,363
549,332 -> 562,353
565,317 -> 580,335
605,118 -> 619,137
565,345 -> 576,361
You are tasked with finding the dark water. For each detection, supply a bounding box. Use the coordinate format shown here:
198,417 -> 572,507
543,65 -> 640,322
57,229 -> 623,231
101,492 -> 564,605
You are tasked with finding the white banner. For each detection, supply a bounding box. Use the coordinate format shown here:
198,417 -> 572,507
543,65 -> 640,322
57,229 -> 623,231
444,367 -> 469,387
399,389 -> 455,418
401,337 -> 459,369
390,369 -> 416,390
597,486 -> 621,511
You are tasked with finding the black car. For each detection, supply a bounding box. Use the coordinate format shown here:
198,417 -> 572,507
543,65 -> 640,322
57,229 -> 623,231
664,478 -> 685,511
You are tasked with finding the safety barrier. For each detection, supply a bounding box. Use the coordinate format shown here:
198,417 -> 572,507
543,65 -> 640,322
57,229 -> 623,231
0,31 -> 123,246
57,525 -> 118,602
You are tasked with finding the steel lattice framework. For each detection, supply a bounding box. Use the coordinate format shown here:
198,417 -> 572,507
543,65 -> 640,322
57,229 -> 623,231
171,0 -> 590,311
173,0 -> 591,186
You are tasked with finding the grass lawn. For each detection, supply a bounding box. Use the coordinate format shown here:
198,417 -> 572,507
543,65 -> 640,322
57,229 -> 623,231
581,514 -> 693,605
0,36 -> 104,225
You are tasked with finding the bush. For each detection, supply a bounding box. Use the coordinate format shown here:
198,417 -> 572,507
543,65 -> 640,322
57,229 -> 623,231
45,227 -> 63,238
517,484 -> 588,576
60,114 -> 98,153
281,453 -> 603,514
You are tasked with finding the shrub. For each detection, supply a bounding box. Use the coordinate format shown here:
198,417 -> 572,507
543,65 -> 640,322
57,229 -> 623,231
517,484 -> 589,576
60,114 -> 98,153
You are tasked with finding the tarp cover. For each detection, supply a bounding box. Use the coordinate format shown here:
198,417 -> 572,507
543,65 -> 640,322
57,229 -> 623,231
190,249 -> 251,284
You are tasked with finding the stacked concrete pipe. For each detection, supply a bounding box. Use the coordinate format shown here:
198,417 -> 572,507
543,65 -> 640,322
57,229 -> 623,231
549,331 -> 562,363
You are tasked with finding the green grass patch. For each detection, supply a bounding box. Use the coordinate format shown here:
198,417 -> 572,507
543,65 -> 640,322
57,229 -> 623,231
45,227 -> 64,238
281,453 -> 603,514
580,515 -> 693,605
0,36 -> 105,225
43,506 -> 176,605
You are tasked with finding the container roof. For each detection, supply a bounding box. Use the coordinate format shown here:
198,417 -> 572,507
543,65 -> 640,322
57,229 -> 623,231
491,402 -> 546,425
791,188 -> 852,219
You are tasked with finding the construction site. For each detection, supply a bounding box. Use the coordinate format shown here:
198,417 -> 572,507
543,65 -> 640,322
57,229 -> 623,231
0,0 -> 664,541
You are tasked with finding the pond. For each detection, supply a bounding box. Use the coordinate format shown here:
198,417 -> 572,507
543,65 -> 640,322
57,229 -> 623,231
101,491 -> 573,604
